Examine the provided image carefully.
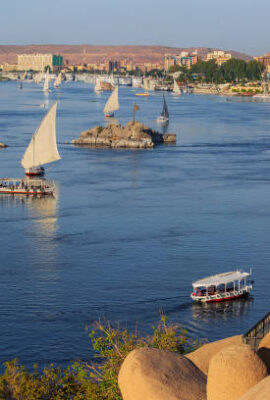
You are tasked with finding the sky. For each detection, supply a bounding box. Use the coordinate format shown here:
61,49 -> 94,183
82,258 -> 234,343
0,0 -> 269,56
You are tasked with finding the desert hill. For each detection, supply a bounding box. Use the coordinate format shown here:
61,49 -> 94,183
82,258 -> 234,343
0,45 -> 252,66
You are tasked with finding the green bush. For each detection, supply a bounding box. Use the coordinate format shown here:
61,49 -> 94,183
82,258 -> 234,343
0,317 -> 202,399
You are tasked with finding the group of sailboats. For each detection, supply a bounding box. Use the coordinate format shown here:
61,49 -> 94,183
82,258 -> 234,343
102,81 -> 172,124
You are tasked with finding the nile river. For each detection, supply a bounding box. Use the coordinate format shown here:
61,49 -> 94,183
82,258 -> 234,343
1,80 -> 270,367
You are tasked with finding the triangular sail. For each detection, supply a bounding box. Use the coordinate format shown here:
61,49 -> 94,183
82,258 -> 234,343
21,102 -> 61,169
94,78 -> 102,92
144,78 -> 149,91
43,73 -> 50,92
54,73 -> 62,87
35,72 -> 43,84
103,86 -> 119,114
173,79 -> 181,95
161,95 -> 169,119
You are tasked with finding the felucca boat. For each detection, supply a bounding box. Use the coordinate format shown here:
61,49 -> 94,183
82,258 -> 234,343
191,270 -> 253,303
43,72 -> 50,93
156,94 -> 169,123
173,79 -> 181,95
54,73 -> 62,88
103,86 -> 119,117
94,78 -> 102,93
21,102 -> 61,177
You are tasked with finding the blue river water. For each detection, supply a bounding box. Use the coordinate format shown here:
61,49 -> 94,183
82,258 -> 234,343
0,80 -> 270,367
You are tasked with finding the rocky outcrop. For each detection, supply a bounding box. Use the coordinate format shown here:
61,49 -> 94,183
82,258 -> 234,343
71,121 -> 176,149
118,347 -> 206,400
257,332 -> 270,373
186,334 -> 242,375
0,142 -> 7,148
239,375 -> 270,400
207,344 -> 267,400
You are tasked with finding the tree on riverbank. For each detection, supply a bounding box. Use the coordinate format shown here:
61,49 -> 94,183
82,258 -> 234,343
170,59 -> 265,84
0,317 -> 202,400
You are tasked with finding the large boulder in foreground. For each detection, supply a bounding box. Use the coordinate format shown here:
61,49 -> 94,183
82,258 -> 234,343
239,375 -> 270,400
0,142 -> 7,148
257,331 -> 270,373
186,334 -> 242,375
118,347 -> 206,400
207,344 -> 267,400
72,121 -> 176,149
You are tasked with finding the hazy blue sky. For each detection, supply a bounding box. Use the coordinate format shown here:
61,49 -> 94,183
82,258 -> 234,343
0,0 -> 269,55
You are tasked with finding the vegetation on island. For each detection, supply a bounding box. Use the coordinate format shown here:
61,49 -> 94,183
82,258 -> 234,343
170,58 -> 265,84
0,316 -> 202,400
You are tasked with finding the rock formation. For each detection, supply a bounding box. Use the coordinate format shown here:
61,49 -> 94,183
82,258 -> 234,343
239,375 -> 270,400
186,334 -> 242,375
71,121 -> 176,149
257,331 -> 270,373
207,344 -> 267,400
118,347 -> 206,400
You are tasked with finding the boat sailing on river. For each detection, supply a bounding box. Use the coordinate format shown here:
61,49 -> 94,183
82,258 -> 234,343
191,270 -> 253,303
103,86 -> 119,117
157,94 -> 169,123
21,102 -> 61,177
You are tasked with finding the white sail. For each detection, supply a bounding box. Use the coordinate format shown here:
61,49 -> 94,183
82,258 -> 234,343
54,73 -> 62,88
144,78 -> 149,91
103,86 -> 119,114
35,72 -> 43,84
21,102 -> 61,169
173,79 -> 181,95
43,73 -> 50,92
94,78 -> 102,92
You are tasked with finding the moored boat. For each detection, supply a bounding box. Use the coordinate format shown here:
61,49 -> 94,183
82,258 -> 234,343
0,178 -> 55,195
191,270 -> 253,303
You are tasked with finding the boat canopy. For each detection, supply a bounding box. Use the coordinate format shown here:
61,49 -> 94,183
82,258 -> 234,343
192,270 -> 251,288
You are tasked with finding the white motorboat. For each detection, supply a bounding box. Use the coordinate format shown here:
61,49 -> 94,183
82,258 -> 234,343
191,270 -> 253,303
0,178 -> 55,196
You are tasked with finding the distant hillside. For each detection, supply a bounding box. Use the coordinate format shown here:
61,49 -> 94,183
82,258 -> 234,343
0,45 -> 252,66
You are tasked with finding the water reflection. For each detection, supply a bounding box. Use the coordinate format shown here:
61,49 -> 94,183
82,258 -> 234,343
192,298 -> 253,322
0,191 -> 59,236
27,193 -> 58,235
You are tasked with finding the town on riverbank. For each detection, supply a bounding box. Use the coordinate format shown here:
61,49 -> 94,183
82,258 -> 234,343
1,47 -> 270,98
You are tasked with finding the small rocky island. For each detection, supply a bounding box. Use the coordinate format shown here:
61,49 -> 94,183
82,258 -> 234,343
71,121 -> 176,149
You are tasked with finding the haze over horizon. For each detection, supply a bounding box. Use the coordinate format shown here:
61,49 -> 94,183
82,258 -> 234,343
1,0 -> 269,56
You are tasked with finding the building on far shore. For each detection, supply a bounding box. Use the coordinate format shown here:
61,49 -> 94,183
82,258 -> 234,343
164,51 -> 198,71
17,54 -> 63,72
206,50 -> 232,65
